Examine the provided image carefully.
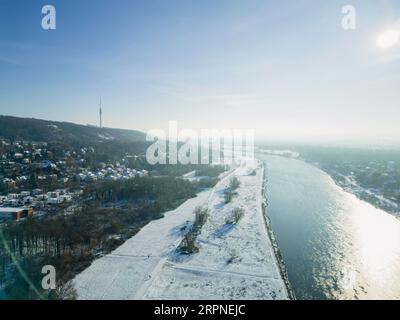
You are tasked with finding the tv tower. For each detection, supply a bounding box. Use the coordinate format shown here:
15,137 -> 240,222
99,97 -> 103,128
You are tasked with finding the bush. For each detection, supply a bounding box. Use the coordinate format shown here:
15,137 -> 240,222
227,250 -> 241,264
51,280 -> 77,300
224,190 -> 233,204
194,207 -> 208,229
225,207 -> 245,224
223,177 -> 241,204
232,207 -> 244,223
178,232 -> 199,254
178,206 -> 208,255
229,177 -> 240,191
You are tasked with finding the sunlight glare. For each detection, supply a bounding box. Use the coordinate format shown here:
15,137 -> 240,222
377,29 -> 400,49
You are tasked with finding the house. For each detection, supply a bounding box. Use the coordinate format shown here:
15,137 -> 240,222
6,199 -> 20,206
47,191 -> 63,205
2,178 -> 14,185
76,173 -> 87,182
47,191 -> 60,199
60,195 -> 72,202
23,196 -> 34,205
0,207 -> 33,222
7,193 -> 19,200
32,189 -> 43,196
47,197 -> 63,205
20,191 -> 31,197
40,160 -> 56,169
35,193 -> 48,201
16,176 -> 28,183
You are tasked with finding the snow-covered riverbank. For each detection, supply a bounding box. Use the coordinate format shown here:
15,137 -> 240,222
73,160 -> 288,300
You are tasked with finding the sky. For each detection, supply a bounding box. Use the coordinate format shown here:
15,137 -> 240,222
0,0 -> 400,144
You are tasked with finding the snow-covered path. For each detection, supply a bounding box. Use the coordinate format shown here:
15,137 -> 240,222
73,161 -> 288,300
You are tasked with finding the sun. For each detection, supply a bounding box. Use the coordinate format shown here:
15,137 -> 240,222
377,29 -> 400,49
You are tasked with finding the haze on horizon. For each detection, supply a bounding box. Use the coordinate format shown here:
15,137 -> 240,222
1,0 -> 400,145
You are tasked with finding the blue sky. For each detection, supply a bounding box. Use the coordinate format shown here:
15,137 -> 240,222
1,0 -> 400,144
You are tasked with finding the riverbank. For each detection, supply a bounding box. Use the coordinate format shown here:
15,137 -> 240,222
73,159 -> 289,299
261,163 -> 295,300
319,167 -> 399,218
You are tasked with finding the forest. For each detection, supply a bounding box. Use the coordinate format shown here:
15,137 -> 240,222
0,175 -> 214,300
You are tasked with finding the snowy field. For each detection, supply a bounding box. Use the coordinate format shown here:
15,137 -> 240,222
73,160 -> 288,300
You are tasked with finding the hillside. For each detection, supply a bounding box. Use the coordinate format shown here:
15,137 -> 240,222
0,115 -> 145,143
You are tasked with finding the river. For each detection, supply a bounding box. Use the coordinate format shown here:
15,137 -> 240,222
258,154 -> 400,300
